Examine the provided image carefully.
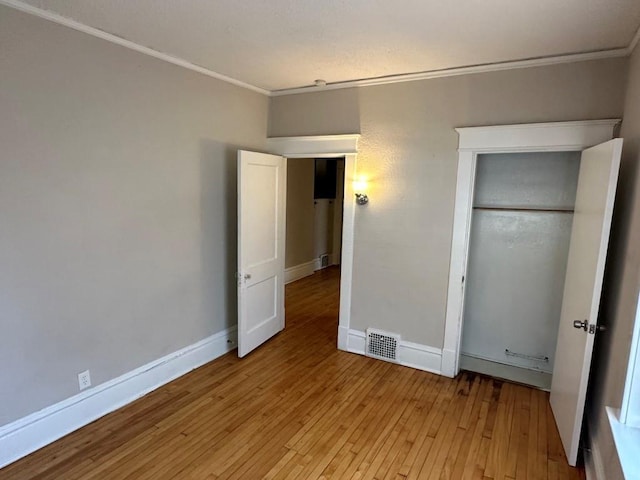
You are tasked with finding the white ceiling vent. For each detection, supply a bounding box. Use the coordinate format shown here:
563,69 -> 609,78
365,328 -> 400,362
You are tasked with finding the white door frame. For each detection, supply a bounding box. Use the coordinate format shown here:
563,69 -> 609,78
267,134 -> 360,351
441,120 -> 620,378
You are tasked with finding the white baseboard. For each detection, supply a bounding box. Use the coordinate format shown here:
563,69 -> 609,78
337,325 -> 349,351
285,260 -> 316,284
440,348 -> 458,378
584,424 -> 606,480
341,328 -> 442,375
0,327 -> 237,469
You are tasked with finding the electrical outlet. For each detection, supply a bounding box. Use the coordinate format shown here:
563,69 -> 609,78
78,370 -> 91,390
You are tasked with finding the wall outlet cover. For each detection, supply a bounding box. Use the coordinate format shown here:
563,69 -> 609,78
78,370 -> 91,390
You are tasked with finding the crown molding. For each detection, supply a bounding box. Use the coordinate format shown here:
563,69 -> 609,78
2,0 -> 639,97
271,48 -> 630,96
0,0 -> 270,96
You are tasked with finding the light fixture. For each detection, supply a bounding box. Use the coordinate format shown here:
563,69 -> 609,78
353,177 -> 369,205
355,193 -> 369,205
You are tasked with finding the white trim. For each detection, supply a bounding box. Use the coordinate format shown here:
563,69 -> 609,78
284,260 -> 316,284
0,0 -> 269,96
270,49 -> 629,96
442,120 -> 620,378
456,120 -> 621,152
267,135 -> 359,354
344,329 -> 442,375
584,425 -> 607,480
620,292 -> 640,426
267,135 -> 359,157
607,407 -> 640,480
0,327 -> 237,469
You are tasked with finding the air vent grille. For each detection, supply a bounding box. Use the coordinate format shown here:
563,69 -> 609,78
365,329 -> 400,362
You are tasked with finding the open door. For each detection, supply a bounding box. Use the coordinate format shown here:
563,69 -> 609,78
237,150 -> 286,357
550,138 -> 623,465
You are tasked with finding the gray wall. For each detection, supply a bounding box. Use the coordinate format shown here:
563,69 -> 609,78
587,45 -> 640,480
0,6 -> 268,426
285,159 -> 315,268
270,58 -> 628,347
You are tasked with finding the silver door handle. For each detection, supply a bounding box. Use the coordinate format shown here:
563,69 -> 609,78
573,319 -> 588,331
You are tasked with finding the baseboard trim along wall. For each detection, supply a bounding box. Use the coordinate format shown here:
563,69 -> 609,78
0,326 -> 237,469
284,260 -> 316,284
584,421 -> 606,480
342,328 -> 442,375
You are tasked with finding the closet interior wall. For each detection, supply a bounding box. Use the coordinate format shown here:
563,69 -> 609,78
460,151 -> 581,388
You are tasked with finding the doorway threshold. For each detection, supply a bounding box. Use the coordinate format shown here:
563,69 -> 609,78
460,354 -> 552,391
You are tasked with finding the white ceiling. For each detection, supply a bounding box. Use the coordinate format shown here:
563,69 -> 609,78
12,0 -> 640,92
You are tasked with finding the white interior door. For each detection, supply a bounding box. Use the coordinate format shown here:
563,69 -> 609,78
550,138 -> 623,465
237,150 -> 286,357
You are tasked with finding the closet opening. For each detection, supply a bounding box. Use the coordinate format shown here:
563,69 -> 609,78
459,151 -> 581,390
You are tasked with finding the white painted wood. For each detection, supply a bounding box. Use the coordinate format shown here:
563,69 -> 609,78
619,292 -> 640,426
0,326 -> 237,469
550,139 -> 623,465
442,120 -> 619,378
584,424 -> 607,480
442,149 -> 476,377
345,329 -> 442,375
607,407 -> 640,479
0,0 -> 269,96
267,135 -> 359,157
267,135 -> 359,353
338,153 -> 358,350
456,120 -> 620,152
237,151 -> 286,357
284,260 -> 316,284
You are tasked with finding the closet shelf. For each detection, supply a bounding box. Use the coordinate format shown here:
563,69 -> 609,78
473,206 -> 574,214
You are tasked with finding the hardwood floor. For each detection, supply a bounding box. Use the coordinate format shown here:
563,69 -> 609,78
1,267 -> 584,479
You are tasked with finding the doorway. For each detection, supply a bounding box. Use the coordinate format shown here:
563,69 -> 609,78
459,151 -> 581,390
441,120 -> 621,466
284,157 -> 345,285
236,134 -> 360,359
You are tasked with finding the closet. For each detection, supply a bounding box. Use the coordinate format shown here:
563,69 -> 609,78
459,151 -> 581,389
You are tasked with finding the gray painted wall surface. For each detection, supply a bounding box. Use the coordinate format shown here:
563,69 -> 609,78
269,58 -> 628,347
285,159 -> 315,268
0,6 -> 268,426
587,45 -> 640,480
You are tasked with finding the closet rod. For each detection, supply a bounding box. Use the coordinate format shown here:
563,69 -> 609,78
473,206 -> 574,214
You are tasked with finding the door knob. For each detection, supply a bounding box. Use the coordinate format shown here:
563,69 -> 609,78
573,319 -> 588,331
244,274 -> 251,280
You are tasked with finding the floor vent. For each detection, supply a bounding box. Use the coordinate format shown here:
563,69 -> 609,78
365,329 -> 400,362
320,254 -> 330,268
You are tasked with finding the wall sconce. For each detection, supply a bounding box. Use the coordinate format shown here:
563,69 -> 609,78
353,177 -> 369,205
355,193 -> 369,205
